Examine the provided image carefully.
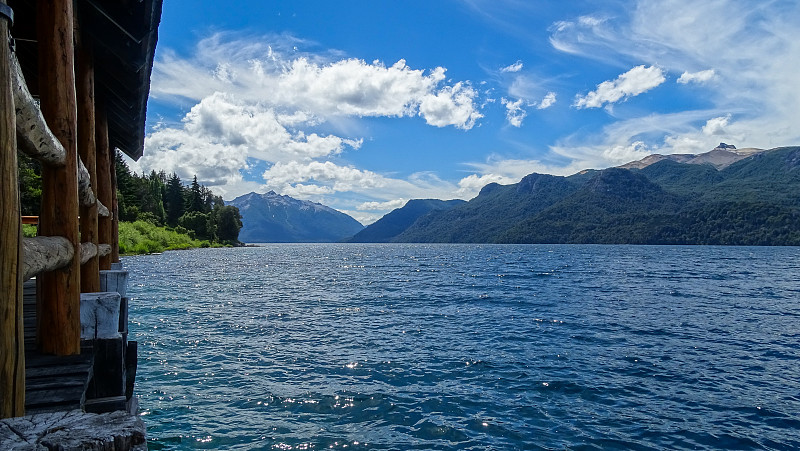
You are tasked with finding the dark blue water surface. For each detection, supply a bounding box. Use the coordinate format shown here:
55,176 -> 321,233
124,244 -> 800,450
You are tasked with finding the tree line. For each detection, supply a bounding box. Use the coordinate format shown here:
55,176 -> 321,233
18,151 -> 243,246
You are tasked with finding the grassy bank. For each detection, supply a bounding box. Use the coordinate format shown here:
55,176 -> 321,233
120,220 -> 212,254
22,220 -> 227,255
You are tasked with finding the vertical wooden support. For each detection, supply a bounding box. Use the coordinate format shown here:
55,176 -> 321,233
95,101 -> 112,270
36,0 -> 81,355
76,31 -> 99,292
110,150 -> 120,263
0,0 -> 26,417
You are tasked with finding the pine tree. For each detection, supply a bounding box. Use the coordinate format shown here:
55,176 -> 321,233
164,172 -> 184,227
187,175 -> 203,213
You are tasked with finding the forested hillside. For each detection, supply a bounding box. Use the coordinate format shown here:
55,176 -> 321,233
385,146 -> 800,245
18,151 -> 243,247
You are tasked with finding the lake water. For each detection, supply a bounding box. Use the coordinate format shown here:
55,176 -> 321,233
124,244 -> 800,450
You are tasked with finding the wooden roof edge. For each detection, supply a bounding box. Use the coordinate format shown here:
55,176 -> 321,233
108,0 -> 163,161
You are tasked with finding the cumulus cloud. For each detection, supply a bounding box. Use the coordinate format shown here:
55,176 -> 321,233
677,69 -> 716,84
501,60 -> 524,73
702,115 -> 732,136
537,92 -> 557,109
418,82 -> 483,129
501,98 -> 527,127
141,92 -> 362,186
143,32 -> 489,220
151,34 -> 482,129
574,65 -> 666,109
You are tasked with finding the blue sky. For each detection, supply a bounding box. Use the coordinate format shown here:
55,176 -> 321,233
136,0 -> 800,224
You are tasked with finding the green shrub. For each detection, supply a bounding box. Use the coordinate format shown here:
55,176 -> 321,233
22,224 -> 37,238
119,220 -> 204,255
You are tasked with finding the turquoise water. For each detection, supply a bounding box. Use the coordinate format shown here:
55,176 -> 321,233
125,244 -> 800,450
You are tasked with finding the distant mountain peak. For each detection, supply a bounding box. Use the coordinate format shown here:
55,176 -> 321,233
228,191 -> 363,243
618,145 -> 765,170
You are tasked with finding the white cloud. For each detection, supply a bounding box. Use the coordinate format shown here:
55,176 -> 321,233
457,173 -> 517,195
501,60 -> 524,73
151,34 -> 482,129
143,32 -> 489,221
141,92 -> 362,186
358,199 -> 407,211
501,98 -> 527,127
263,160 -> 386,191
574,65 -> 666,109
550,0 -> 800,150
418,82 -> 483,129
702,115 -> 732,136
537,92 -> 557,109
677,69 -> 716,84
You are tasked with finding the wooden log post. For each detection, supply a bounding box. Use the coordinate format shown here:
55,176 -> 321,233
110,150 -> 120,264
0,0 -> 26,418
36,0 -> 81,355
95,102 -> 112,270
76,30 -> 99,292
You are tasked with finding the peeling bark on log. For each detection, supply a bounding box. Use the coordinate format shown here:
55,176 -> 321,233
21,237 -> 74,282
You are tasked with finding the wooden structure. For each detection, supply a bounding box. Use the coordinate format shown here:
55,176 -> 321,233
0,0 -> 162,419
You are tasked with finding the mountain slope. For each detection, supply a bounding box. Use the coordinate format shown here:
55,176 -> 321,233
395,173 -> 581,242
347,199 -> 465,243
388,146 -> 800,245
228,191 -> 363,243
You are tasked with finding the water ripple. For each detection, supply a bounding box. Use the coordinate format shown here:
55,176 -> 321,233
126,244 -> 800,449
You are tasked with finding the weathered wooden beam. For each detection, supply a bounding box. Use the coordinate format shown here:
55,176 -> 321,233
79,243 -> 97,266
11,52 -> 101,211
10,55 -> 65,166
97,201 -> 110,218
77,29 -> 100,293
95,102 -> 113,270
21,239 -> 112,281
22,237 -> 74,282
97,244 -> 111,257
37,0 -> 82,356
0,0 -> 26,418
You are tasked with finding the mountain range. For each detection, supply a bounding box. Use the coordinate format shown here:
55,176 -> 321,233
228,191 -> 363,243
357,145 -> 800,245
346,199 -> 466,242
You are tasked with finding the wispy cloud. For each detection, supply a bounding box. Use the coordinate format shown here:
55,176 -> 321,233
500,60 -> 523,73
